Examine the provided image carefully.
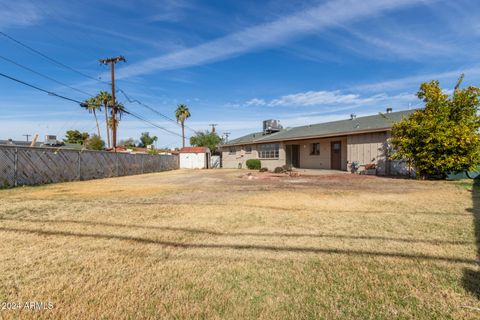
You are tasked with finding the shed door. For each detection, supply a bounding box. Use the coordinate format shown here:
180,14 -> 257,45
330,141 -> 342,170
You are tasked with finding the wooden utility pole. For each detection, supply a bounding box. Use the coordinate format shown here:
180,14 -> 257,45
22,134 -> 31,142
99,56 -> 126,150
209,124 -> 217,133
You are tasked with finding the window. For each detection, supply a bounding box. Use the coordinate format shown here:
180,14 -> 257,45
229,147 -> 236,154
245,145 -> 252,154
258,144 -> 279,159
310,143 -> 320,155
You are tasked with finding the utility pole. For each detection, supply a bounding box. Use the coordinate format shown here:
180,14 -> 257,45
99,56 -> 126,150
223,132 -> 230,143
209,123 -> 218,133
22,134 -> 31,142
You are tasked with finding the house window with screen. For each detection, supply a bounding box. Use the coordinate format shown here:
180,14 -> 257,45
245,145 -> 252,154
258,144 -> 279,159
229,147 -> 236,154
310,143 -> 320,155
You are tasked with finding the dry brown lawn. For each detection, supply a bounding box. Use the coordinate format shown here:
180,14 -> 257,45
0,169 -> 478,319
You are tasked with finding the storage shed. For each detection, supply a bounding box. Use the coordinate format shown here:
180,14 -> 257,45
179,147 -> 211,169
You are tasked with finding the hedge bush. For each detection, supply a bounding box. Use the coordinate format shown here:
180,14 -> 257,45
246,159 -> 261,170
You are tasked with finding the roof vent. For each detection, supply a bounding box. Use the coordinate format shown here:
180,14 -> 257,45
350,113 -> 356,120
386,107 -> 393,114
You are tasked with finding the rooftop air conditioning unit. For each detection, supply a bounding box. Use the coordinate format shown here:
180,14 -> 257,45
263,119 -> 283,135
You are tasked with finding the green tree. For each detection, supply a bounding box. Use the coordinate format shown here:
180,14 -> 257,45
139,132 -> 158,148
390,74 -> 480,178
84,134 -> 105,150
64,130 -> 89,145
81,98 -> 102,138
175,104 -> 191,148
190,131 -> 222,153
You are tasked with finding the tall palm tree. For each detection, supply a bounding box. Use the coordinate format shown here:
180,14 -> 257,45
81,97 -> 102,138
96,91 -> 112,148
175,104 -> 191,148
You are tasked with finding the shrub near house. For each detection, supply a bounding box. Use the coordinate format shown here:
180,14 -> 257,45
246,159 -> 261,170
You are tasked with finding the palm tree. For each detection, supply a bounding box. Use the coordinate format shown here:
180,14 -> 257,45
175,104 -> 191,148
96,91 -> 112,148
81,97 -> 102,138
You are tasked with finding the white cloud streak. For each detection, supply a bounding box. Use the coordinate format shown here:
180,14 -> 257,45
0,1 -> 43,29
116,0 -> 430,79
244,90 -> 416,108
354,66 -> 480,92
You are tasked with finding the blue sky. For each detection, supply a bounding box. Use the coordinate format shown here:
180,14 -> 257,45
1,0 -> 479,147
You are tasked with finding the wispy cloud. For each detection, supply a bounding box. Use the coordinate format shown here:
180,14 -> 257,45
148,0 -> 194,22
354,66 -> 480,92
244,90 -> 416,109
116,0 -> 430,78
0,1 -> 43,29
341,25 -> 454,60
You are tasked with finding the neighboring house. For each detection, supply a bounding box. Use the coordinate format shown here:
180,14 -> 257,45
179,147 -> 211,169
220,109 -> 415,175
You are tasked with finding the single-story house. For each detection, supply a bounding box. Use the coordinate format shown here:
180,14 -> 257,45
179,147 -> 211,169
220,109 -> 414,175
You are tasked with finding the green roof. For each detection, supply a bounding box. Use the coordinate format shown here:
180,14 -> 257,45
223,109 -> 415,146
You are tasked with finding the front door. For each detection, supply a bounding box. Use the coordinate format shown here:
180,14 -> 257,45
292,145 -> 300,168
330,141 -> 342,170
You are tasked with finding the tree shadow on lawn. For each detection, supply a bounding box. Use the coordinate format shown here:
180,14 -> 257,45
0,217 -> 471,246
1,200 -> 470,217
463,179 -> 480,298
0,225 -> 477,265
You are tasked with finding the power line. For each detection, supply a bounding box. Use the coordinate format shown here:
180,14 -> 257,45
0,54 -> 94,98
0,71 -> 185,138
116,88 -> 199,133
0,71 -> 84,104
0,30 -> 202,137
123,110 -> 184,138
0,30 -> 109,86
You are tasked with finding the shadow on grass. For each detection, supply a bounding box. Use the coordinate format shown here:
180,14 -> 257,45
1,200 -> 470,217
463,179 -> 480,298
0,225 -> 477,265
0,217 -> 471,246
